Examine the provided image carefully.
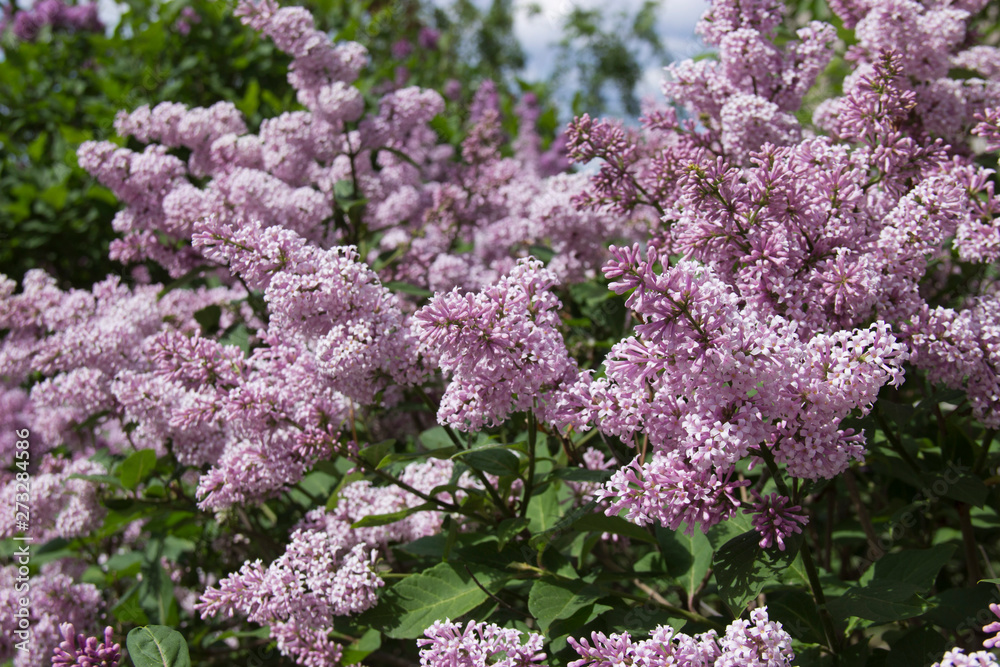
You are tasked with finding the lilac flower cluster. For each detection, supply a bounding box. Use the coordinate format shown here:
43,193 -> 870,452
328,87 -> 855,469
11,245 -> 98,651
565,0 -> 1000,539
985,603 -> 1000,650
3,0 -> 102,41
745,492 -> 808,551
0,562 -> 102,667
567,607 -> 793,667
197,458 -> 452,664
414,258 -> 579,431
51,624 -> 120,667
78,0 -> 617,292
932,649 -> 999,667
567,249 -> 905,532
417,619 -> 546,666
196,532 -> 382,666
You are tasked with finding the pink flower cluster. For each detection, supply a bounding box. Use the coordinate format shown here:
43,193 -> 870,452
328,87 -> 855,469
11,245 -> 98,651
417,619 -> 546,666
984,603 -> 1000,650
51,624 -> 120,667
196,533 -> 382,666
565,0 -> 1000,536
414,258 -> 579,431
198,457 -> 453,666
569,249 -> 905,532
3,0 -> 102,41
932,649 -> 999,667
0,562 -> 102,667
568,607 -> 793,667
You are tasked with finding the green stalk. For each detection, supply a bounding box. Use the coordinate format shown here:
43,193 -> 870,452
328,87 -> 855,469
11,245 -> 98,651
757,443 -> 843,655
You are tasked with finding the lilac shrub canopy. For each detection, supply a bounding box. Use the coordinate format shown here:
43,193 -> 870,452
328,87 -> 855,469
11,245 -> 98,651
1,0 -> 1000,665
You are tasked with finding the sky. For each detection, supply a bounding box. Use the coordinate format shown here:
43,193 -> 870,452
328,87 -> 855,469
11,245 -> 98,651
11,0 -> 711,113
509,0 -> 709,106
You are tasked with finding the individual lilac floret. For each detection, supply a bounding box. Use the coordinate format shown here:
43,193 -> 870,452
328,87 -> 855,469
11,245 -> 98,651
932,649 -> 999,667
984,603 -> 1000,649
746,492 -> 808,551
51,624 -> 120,667
417,619 -> 546,667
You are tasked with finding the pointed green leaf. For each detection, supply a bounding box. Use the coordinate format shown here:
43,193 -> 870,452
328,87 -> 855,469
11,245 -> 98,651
359,439 -> 396,466
526,485 -> 564,540
118,449 -> 157,490
657,526 -> 712,599
528,579 -> 602,634
361,562 -> 510,639
455,447 -> 520,476
713,530 -> 802,614
870,545 -> 956,593
351,502 -> 438,528
827,580 -> 929,624
126,626 -> 190,667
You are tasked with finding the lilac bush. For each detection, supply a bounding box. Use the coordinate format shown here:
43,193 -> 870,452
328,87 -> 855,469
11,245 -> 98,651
1,0 -> 1000,665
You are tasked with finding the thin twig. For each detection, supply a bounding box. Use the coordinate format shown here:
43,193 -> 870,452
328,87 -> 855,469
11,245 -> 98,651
464,565 -> 530,617
844,470 -> 880,568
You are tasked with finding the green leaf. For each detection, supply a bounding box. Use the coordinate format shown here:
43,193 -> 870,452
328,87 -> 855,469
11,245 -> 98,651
552,467 -> 614,483
358,439 -> 396,466
220,323 -> 251,354
361,562 -> 510,639
68,473 -> 123,489
869,545 -> 955,592
922,584 -> 998,630
327,471 -> 366,511
527,244 -> 555,263
497,516 -> 530,550
376,447 -> 458,470
454,447 -> 520,476
237,77 -> 261,117
137,559 -> 179,626
384,281 -> 434,298
656,526 -> 712,600
126,626 -> 191,667
885,626 -> 947,667
827,580 -> 928,624
419,426 -> 458,450
341,628 -> 381,665
526,484 -> 564,540
193,304 -> 222,334
111,583 -> 149,626
528,579 -> 602,634
118,449 -> 157,490
713,530 -> 802,614
351,502 -> 438,528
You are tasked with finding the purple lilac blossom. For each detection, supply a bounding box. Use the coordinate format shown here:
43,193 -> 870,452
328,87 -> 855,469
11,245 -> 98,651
745,492 -> 808,551
932,649 -> 999,667
51,624 -> 120,667
417,620 -> 546,666
0,563 -> 102,667
984,603 -> 1000,649
414,258 -> 580,431
567,607 -> 793,667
